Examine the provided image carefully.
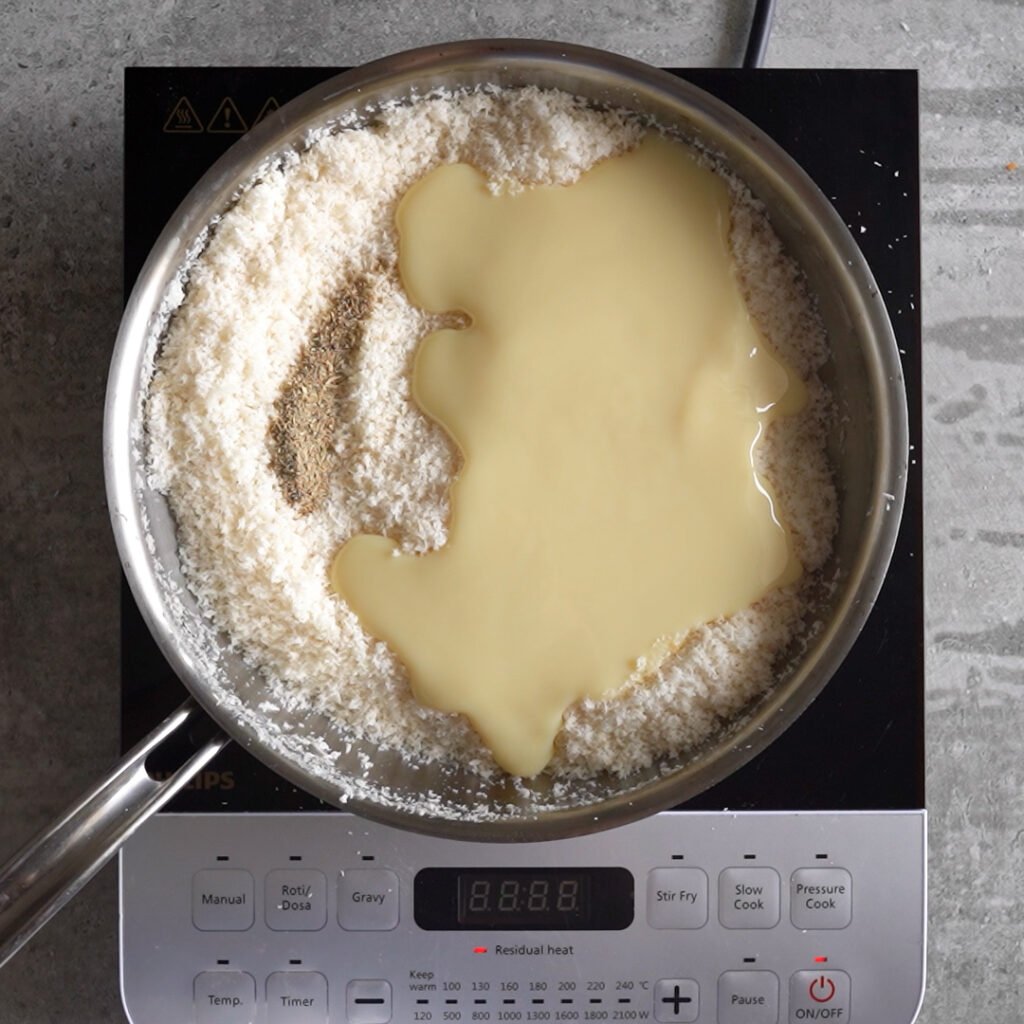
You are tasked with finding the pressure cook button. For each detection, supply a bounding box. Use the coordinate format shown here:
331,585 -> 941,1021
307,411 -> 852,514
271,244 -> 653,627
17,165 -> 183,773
653,978 -> 699,1022
338,869 -> 400,931
267,971 -> 328,1023
194,971 -> 256,1024
716,971 -> 779,1024
192,870 -> 255,931
647,868 -> 709,929
790,869 -> 853,930
788,971 -> 851,1023
265,869 -> 328,931
347,979 -> 392,1024
718,868 -> 781,929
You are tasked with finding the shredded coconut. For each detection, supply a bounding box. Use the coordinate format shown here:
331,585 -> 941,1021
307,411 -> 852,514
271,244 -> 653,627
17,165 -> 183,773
146,87 -> 836,782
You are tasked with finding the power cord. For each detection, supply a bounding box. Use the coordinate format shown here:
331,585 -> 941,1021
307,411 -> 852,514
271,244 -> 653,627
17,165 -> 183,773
742,0 -> 778,69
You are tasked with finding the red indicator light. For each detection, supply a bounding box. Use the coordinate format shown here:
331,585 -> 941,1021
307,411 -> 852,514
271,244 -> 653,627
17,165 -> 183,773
473,946 -> 488,954
814,956 -> 828,963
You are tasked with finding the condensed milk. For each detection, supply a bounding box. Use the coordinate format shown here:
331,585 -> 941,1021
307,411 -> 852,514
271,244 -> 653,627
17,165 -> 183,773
331,132 -> 806,776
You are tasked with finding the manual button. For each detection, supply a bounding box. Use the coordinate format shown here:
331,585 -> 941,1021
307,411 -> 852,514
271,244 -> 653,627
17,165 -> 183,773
790,869 -> 852,930
192,870 -> 255,931
338,869 -> 400,930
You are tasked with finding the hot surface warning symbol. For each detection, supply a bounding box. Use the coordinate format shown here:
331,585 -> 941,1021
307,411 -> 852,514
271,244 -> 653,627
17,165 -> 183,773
207,97 -> 248,134
253,96 -> 281,125
163,96 -> 203,133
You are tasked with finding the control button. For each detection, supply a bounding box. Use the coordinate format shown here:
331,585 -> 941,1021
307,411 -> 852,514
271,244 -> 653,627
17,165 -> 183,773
647,868 -> 709,929
265,870 -> 328,931
194,971 -> 256,1023
717,971 -> 779,1023
192,870 -> 255,931
347,979 -> 392,1024
718,868 -> 780,929
789,971 -> 850,1022
790,869 -> 852,930
338,869 -> 399,931
654,978 -> 699,1022
267,972 -> 328,1023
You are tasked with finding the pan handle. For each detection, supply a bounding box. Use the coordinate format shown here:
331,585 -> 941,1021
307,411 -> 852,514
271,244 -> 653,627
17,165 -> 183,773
0,698 -> 229,969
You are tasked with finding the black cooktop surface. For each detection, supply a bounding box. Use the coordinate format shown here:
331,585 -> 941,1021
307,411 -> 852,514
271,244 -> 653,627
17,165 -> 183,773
122,66 -> 923,814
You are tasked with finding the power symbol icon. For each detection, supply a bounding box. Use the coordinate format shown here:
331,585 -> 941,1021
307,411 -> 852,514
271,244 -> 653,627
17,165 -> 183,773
809,976 -> 836,1003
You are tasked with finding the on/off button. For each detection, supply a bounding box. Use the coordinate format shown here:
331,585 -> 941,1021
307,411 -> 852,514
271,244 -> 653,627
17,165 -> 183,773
788,971 -> 851,1021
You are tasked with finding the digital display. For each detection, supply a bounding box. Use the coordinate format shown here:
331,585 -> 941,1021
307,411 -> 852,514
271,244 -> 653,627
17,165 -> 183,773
459,871 -> 589,927
415,867 -> 633,931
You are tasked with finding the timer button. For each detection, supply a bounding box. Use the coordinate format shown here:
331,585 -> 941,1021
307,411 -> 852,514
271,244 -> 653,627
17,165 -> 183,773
338,869 -> 400,931
267,972 -> 328,1023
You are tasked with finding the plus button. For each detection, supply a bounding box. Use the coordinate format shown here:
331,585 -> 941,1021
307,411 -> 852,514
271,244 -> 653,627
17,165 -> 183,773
654,979 -> 698,1022
662,985 -> 692,1012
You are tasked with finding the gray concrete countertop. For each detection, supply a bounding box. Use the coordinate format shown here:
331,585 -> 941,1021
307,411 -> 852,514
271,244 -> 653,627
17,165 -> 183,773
1,1 -> 1022,1020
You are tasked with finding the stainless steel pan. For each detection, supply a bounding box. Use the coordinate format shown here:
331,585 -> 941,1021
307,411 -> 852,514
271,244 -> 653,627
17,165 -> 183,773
0,39 -> 907,967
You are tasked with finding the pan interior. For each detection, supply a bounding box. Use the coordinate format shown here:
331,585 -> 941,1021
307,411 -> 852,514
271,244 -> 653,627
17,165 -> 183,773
110,44 -> 906,841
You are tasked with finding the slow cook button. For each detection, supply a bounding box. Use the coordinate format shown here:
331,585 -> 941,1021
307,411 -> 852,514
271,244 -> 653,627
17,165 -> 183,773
647,868 -> 709,929
265,869 -> 328,931
717,971 -> 779,1024
194,971 -> 256,1024
338,869 -> 400,931
790,868 -> 853,930
789,971 -> 851,1023
718,868 -> 781,929
192,870 -> 255,931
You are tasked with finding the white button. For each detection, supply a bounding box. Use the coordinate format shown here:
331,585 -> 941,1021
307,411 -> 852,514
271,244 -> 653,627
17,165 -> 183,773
790,868 -> 852,930
789,971 -> 851,1023
192,870 -> 255,931
267,972 -> 328,1023
647,868 -> 709,929
654,979 -> 699,1022
347,979 -> 392,1024
718,868 -> 780,929
265,870 -> 328,931
338,869 -> 399,931
194,971 -> 256,1024
717,971 -> 779,1023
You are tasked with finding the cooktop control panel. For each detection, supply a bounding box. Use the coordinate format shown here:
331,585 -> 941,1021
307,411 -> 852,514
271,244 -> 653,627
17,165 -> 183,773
119,811 -> 925,1024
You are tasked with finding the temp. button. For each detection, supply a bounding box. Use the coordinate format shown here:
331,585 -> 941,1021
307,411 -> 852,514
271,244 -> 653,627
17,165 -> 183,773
338,869 -> 400,931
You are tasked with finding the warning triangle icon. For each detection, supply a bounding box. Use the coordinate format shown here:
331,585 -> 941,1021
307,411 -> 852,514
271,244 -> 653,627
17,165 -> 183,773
163,96 -> 203,134
253,96 -> 281,126
207,97 -> 248,134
